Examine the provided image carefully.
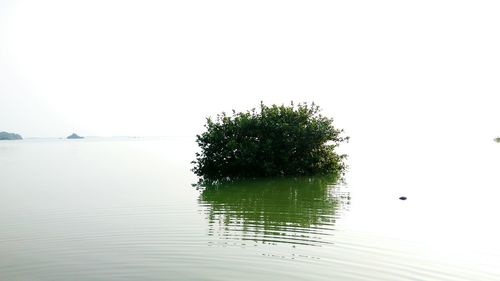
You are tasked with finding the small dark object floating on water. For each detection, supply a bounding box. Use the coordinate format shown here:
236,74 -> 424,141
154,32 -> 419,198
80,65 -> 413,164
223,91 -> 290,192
399,196 -> 407,200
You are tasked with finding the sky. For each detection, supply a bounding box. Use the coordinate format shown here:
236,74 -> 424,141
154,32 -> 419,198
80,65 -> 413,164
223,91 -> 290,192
1,0 -> 499,139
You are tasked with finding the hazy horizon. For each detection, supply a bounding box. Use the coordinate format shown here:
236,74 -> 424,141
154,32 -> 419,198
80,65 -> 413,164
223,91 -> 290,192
1,1 -> 499,141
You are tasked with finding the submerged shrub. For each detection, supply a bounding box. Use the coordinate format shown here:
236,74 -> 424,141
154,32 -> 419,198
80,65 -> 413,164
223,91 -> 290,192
192,102 -> 348,181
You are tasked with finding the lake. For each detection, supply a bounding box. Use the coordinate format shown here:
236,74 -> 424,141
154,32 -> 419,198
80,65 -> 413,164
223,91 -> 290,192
1,137 -> 499,280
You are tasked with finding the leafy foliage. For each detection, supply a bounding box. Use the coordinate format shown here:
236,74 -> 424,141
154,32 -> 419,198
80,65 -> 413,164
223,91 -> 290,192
193,102 -> 348,181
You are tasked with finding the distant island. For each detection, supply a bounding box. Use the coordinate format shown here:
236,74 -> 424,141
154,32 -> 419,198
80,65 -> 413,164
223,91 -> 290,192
495,137 -> 500,143
67,133 -> 84,139
0,131 -> 23,140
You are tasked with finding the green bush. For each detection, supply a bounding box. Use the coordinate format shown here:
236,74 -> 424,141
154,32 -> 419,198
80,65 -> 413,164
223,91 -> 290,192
192,102 -> 348,181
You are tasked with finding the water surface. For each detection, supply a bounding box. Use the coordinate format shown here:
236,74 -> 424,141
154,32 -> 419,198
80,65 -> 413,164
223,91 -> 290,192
0,137 -> 499,280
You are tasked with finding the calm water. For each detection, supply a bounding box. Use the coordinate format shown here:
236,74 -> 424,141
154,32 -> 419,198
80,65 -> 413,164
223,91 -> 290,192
1,137 -> 499,280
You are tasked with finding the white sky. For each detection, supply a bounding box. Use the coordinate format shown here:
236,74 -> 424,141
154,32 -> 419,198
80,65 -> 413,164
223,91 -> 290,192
1,0 -> 499,139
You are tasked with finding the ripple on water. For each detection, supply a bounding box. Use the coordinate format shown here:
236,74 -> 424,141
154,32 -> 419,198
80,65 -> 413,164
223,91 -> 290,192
1,178 -> 498,280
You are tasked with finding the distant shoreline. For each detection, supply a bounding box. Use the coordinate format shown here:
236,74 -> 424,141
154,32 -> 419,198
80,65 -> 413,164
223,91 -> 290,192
0,132 -> 23,140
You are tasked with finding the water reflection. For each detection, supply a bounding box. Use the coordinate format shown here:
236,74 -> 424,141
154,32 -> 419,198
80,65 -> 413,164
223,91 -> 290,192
198,176 -> 350,246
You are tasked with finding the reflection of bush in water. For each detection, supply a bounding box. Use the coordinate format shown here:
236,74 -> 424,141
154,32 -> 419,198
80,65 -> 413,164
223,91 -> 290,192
199,176 -> 349,232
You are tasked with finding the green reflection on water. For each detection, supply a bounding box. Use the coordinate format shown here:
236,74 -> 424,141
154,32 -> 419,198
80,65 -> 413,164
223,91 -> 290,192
198,176 -> 350,245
